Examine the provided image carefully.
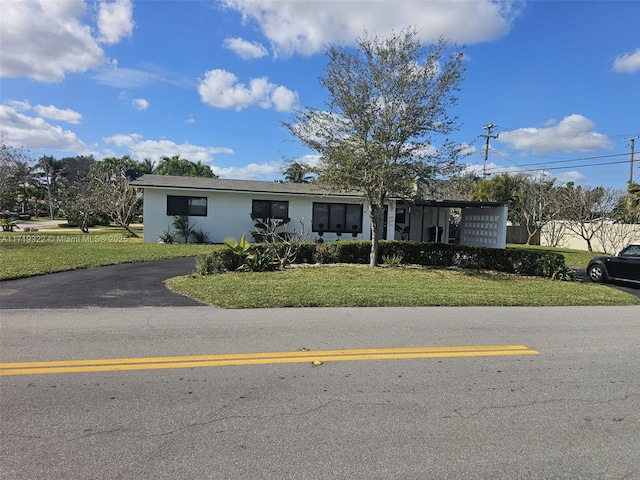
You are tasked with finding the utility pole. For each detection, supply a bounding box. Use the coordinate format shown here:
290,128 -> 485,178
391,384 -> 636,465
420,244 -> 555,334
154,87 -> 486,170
480,123 -> 498,179
625,135 -> 638,184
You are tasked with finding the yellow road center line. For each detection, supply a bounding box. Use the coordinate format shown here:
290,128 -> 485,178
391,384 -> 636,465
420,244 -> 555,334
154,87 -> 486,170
0,345 -> 539,376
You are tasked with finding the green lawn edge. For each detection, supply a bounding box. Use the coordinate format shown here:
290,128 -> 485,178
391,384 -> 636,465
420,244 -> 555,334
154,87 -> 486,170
166,266 -> 640,309
3,231 -> 638,308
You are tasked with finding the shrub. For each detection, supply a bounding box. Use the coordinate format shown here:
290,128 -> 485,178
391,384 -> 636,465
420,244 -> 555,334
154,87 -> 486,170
381,254 -> 403,267
158,229 -> 176,243
240,247 -> 279,272
195,250 -> 228,275
196,238 -> 569,280
192,229 -> 210,244
173,215 -> 194,244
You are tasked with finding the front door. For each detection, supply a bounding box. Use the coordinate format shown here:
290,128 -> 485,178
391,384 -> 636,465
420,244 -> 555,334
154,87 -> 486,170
375,206 -> 389,240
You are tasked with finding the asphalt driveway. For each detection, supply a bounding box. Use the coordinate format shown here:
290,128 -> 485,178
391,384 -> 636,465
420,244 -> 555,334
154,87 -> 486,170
0,257 -> 207,309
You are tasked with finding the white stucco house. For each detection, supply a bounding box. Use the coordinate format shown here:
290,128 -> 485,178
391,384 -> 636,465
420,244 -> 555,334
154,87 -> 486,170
130,175 -> 508,248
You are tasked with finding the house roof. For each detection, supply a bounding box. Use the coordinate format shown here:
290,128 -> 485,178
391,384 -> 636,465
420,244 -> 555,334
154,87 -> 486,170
414,199 -> 506,208
129,174 -> 361,198
130,175 -> 506,208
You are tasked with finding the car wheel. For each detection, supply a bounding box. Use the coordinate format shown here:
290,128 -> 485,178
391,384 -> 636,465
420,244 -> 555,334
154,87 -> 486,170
587,264 -> 606,283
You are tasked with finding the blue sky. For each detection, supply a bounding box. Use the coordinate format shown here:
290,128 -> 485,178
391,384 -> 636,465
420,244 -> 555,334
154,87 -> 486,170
1,0 -> 639,190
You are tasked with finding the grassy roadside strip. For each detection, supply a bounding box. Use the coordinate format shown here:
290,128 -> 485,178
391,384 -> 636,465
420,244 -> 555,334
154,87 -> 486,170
0,231 -> 213,280
166,265 -> 640,308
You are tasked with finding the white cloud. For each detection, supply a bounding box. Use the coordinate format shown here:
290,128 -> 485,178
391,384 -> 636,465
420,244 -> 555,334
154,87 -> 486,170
94,61 -> 160,88
97,0 -> 135,44
198,69 -> 298,112
553,170 -> 586,184
212,161 -> 283,180
0,0 -> 134,83
132,98 -> 149,111
103,134 -> 234,164
496,114 -> 612,155
224,37 -> 269,59
33,105 -> 83,124
0,104 -> 88,152
0,0 -> 105,82
613,47 -> 640,73
221,0 -> 522,57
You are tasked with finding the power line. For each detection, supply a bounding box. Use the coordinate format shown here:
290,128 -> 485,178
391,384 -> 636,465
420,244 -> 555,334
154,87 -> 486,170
488,158 -> 632,176
486,152 -> 628,169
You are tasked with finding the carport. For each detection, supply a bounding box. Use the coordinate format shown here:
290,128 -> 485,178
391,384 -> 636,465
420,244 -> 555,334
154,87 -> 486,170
387,199 -> 508,249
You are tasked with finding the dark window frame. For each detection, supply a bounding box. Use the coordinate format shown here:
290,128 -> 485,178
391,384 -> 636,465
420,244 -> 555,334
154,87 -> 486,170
312,202 -> 363,234
166,195 -> 208,217
251,200 -> 289,220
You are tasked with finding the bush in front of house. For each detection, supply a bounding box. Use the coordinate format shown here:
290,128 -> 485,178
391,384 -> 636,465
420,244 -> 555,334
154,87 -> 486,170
313,240 -> 567,278
195,239 -> 569,279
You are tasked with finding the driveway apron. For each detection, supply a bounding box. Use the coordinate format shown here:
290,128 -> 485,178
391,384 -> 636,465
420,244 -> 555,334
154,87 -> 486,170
0,257 -> 206,309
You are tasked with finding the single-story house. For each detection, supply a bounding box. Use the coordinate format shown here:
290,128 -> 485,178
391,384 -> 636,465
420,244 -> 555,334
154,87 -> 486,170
130,175 -> 508,248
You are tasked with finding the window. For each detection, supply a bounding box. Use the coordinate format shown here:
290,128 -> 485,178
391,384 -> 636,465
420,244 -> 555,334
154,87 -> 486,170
251,200 -> 289,220
396,208 -> 406,224
312,202 -> 363,234
166,195 -> 207,216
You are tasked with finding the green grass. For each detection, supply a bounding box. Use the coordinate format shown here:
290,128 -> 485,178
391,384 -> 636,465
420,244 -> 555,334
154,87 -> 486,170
4,231 -> 637,309
166,265 -> 640,308
0,230 -> 215,280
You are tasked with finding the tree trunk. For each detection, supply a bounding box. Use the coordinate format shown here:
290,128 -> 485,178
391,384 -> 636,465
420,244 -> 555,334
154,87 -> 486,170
120,222 -> 140,238
369,204 -> 383,267
369,219 -> 378,267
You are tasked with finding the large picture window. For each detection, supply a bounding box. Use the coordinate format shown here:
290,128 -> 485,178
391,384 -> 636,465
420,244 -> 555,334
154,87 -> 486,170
312,202 -> 363,234
167,195 -> 207,216
251,200 -> 289,219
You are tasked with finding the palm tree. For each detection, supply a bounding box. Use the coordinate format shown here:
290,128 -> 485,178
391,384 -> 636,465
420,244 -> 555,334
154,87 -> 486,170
283,161 -> 314,183
156,155 -> 217,178
625,181 -> 640,221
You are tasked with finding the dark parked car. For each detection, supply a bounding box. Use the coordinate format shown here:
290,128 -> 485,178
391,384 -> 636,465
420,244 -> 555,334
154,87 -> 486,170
587,243 -> 640,285
0,210 -> 19,219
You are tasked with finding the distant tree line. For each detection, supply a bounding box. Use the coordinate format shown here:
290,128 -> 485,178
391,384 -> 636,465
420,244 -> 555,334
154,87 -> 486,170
0,140 -> 217,235
446,172 -> 640,251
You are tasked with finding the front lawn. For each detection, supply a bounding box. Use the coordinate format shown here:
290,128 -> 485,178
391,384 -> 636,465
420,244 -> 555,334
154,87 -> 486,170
166,265 -> 640,308
0,230 -> 213,280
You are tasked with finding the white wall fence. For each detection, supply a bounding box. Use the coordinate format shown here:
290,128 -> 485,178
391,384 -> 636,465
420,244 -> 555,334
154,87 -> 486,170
540,221 -> 640,254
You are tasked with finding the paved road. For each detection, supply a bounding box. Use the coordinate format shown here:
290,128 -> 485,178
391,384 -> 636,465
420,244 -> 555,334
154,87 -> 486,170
0,257 -> 206,308
1,306 -> 639,479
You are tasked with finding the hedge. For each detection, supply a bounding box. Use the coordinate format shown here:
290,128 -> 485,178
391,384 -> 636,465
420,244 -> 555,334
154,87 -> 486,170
276,240 -> 566,278
215,240 -> 568,278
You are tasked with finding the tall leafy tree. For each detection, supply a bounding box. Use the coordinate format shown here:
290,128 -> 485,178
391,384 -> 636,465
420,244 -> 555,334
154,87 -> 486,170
621,181 -> 640,222
285,28 -> 465,266
0,139 -> 42,213
469,173 -> 524,223
58,155 -> 95,183
155,155 -> 217,178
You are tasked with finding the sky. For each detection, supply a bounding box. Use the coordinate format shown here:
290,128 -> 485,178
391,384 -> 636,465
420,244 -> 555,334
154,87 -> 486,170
1,0 -> 639,191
